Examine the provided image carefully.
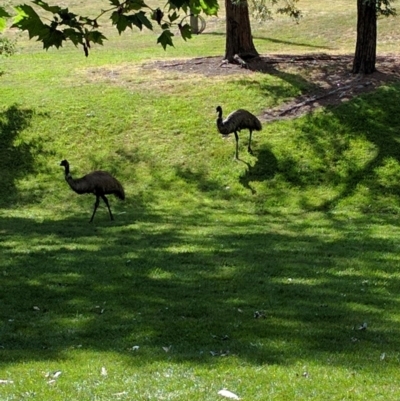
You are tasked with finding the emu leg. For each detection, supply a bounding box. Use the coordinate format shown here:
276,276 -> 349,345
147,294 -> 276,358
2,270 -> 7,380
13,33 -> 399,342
248,130 -> 253,154
101,195 -> 114,221
234,131 -> 239,159
90,195 -> 100,223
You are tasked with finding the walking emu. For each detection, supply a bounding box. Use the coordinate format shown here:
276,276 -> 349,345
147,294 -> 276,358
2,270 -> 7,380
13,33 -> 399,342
216,105 -> 262,159
60,159 -> 125,223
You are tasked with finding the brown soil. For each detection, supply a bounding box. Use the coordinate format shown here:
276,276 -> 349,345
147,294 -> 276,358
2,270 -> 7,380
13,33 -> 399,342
147,53 -> 400,121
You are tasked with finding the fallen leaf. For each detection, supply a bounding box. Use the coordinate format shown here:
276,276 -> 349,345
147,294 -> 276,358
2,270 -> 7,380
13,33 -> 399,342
358,322 -> 368,331
218,389 -> 240,399
254,311 -> 265,319
0,379 -> 14,384
53,371 -> 62,379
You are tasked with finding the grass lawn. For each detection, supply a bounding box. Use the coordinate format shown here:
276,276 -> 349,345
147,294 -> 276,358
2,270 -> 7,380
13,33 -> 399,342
1,1 -> 400,400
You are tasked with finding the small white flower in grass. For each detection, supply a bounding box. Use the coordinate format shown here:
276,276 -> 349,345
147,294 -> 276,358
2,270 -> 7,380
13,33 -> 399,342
218,389 -> 240,399
162,346 -> 172,353
101,367 -> 108,376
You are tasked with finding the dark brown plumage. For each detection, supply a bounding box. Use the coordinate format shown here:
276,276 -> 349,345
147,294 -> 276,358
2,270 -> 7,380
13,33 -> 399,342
216,105 -> 262,159
60,159 -> 125,223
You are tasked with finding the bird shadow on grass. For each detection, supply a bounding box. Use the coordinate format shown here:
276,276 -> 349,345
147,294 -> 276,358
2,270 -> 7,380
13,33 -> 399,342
239,147 -> 278,194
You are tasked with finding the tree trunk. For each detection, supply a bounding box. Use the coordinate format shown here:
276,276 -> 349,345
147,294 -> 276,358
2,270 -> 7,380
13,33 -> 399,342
352,0 -> 377,74
225,0 -> 259,62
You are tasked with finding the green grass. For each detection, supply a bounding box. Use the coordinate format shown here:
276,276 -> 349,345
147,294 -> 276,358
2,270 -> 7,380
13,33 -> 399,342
1,1 -> 400,400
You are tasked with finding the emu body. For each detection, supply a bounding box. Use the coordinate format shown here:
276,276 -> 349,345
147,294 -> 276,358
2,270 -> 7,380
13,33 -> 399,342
60,159 -> 125,222
216,105 -> 262,159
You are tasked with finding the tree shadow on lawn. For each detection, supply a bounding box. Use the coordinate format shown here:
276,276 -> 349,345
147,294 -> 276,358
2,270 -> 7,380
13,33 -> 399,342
0,105 -> 36,207
294,83 -> 400,211
1,208 -> 400,368
237,82 -> 400,211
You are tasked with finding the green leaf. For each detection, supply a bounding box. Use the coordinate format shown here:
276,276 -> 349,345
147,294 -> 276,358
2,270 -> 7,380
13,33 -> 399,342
0,7 -> 11,33
111,11 -> 132,33
169,0 -> 187,8
157,29 -> 174,50
87,30 -> 107,45
62,28 -> 84,46
38,26 -> 65,49
0,19 -> 6,33
178,22 -> 191,41
135,11 -> 152,30
58,11 -> 79,25
12,4 -> 70,49
32,0 -> 63,14
199,0 -> 219,15
125,0 -> 147,11
168,11 -> 179,23
0,6 -> 11,19
12,5 -> 46,39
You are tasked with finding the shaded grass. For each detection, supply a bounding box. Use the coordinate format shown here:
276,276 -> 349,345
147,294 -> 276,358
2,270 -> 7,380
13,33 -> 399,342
1,1 -> 400,400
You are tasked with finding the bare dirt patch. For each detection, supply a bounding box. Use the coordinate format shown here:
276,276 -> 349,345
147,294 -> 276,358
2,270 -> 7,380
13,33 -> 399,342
145,53 -> 400,121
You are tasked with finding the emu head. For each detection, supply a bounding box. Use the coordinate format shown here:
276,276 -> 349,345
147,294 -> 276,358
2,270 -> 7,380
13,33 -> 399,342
60,160 -> 71,177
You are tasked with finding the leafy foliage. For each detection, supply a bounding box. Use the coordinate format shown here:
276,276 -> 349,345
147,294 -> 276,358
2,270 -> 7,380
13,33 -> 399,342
249,0 -> 302,22
375,0 -> 397,16
0,6 -> 11,32
0,36 -> 16,57
360,0 -> 397,17
0,6 -> 16,58
10,0 -> 219,56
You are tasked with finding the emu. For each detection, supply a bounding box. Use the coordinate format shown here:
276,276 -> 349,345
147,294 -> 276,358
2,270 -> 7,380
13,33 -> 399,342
216,105 -> 262,159
60,159 -> 125,223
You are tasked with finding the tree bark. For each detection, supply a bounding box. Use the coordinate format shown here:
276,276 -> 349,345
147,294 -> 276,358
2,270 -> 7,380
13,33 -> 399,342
225,0 -> 259,62
352,0 -> 377,74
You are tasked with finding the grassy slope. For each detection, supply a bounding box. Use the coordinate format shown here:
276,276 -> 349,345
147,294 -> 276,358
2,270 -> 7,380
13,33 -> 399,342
1,1 -> 400,400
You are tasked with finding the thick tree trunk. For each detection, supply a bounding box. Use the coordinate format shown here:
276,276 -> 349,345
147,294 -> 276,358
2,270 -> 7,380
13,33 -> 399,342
352,0 -> 377,74
225,0 -> 259,62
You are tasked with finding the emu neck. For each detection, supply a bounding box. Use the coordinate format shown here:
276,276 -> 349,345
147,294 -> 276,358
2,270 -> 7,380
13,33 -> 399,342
63,164 -> 72,180
216,110 -> 224,130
